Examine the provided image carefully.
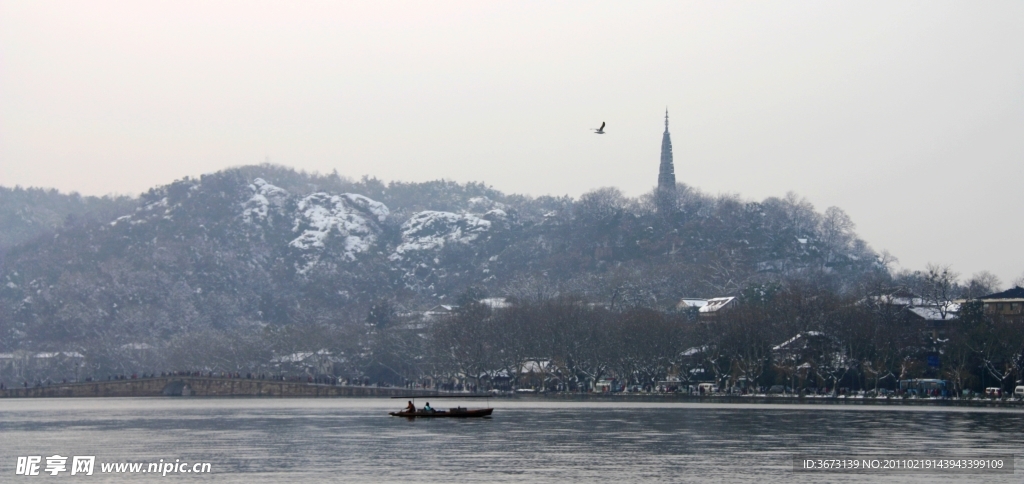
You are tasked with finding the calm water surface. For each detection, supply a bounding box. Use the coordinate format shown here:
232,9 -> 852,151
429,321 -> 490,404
1,398 -> 1022,483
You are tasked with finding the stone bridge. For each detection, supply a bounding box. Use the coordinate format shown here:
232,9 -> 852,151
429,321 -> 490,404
0,377 -> 437,398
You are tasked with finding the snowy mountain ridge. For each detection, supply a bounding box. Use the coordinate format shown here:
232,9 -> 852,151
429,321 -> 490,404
288,192 -> 390,272
391,211 -> 492,261
0,165 -> 890,358
236,177 -> 502,273
242,178 -> 289,224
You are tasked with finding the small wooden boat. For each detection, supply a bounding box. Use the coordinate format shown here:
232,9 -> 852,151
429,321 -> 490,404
389,407 -> 493,418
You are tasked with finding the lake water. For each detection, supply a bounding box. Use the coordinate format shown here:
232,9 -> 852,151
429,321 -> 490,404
1,398 -> 1022,483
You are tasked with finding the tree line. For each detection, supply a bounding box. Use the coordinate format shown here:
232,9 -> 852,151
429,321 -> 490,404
418,278 -> 1023,395
5,274 -> 1022,395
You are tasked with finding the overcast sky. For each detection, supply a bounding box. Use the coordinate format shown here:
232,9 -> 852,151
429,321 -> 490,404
1,1 -> 1022,284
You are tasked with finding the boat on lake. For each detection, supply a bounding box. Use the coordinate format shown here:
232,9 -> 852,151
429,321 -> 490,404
389,407 -> 493,418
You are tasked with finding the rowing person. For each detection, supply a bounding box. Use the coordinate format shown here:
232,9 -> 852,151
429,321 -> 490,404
404,400 -> 415,413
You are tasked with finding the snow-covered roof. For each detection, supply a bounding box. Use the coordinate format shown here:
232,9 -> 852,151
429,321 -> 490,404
676,298 -> 708,309
272,350 -> 334,364
483,362 -> 551,379
32,351 -> 83,359
28,349 -> 86,358
272,352 -> 312,363
908,306 -> 958,321
699,297 -> 735,313
417,305 -> 458,322
424,304 -> 457,315
773,334 -> 801,351
680,346 -> 706,357
772,331 -> 826,351
977,286 -> 1024,301
864,296 -> 963,319
521,360 -> 550,373
868,295 -> 926,307
677,297 -> 735,312
121,343 -> 153,350
479,297 -> 511,309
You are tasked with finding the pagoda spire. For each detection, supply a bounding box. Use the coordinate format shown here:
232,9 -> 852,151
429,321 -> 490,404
657,108 -> 676,213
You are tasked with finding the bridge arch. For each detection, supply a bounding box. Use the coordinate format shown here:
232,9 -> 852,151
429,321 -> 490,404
161,380 -> 193,396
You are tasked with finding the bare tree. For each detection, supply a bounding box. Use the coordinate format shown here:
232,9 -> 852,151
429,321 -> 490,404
610,309 -> 678,389
819,206 -> 855,270
943,320 -> 975,397
719,309 -> 772,391
964,271 -> 1002,299
488,303 -> 536,389
921,264 -> 960,319
501,274 -> 560,303
543,297 -> 612,391
428,299 -> 494,389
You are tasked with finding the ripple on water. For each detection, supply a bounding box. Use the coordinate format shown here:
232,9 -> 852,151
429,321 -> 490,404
1,398 -> 1022,483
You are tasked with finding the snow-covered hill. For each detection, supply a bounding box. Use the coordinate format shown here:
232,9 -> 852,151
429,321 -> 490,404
391,211 -> 490,261
288,192 -> 389,272
0,165 -> 887,361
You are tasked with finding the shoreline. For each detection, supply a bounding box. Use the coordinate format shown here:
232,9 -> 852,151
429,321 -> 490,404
522,392 -> 1024,408
2,379 -> 1023,408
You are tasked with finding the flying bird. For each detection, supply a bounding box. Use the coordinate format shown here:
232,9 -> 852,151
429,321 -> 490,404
593,122 -> 605,134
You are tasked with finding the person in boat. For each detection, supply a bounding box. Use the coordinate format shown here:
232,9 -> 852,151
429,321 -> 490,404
423,402 -> 434,413
404,401 -> 415,413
